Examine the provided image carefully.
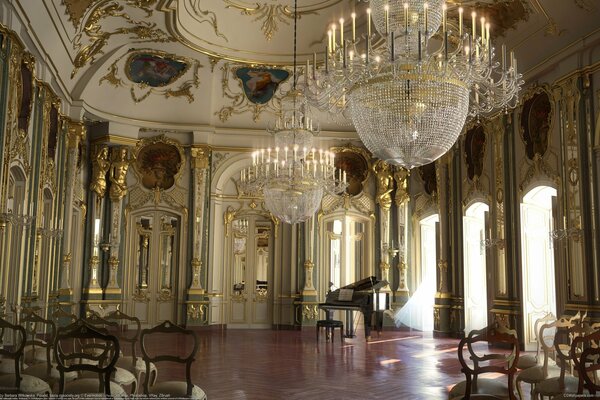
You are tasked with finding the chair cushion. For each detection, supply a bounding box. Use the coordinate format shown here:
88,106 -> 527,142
23,362 -> 78,382
149,382 -> 207,399
23,346 -> 51,363
0,373 -> 52,394
449,378 -> 510,399
64,378 -> 127,397
534,375 -> 579,396
0,359 -> 27,374
117,356 -> 156,374
81,366 -> 137,386
516,354 -> 538,370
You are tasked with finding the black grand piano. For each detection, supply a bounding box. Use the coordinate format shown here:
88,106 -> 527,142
319,276 -> 390,341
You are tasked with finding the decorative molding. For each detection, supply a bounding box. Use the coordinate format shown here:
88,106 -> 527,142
191,0 -> 228,41
99,49 -> 203,103
71,0 -> 174,78
211,151 -> 229,177
224,1 -> 311,41
302,304 -> 319,321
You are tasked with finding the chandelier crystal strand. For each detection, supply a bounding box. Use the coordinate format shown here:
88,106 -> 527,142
238,0 -> 348,224
303,0 -> 523,169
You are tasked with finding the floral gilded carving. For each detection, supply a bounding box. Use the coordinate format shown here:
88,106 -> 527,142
70,0 -> 173,78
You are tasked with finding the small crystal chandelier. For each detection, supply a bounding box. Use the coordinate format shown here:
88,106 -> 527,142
304,0 -> 523,169
239,0 -> 348,225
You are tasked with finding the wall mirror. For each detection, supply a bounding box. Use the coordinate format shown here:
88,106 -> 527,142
232,218 -> 248,294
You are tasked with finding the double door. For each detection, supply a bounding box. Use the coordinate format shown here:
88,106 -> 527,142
228,216 -> 272,328
127,211 -> 181,327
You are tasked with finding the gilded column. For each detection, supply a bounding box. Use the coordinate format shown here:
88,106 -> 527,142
86,145 -> 110,294
434,154 -> 452,336
374,160 -> 393,291
394,167 -> 410,297
189,146 -> 209,294
106,146 -> 129,292
60,120 -> 85,294
554,80 -> 586,303
302,216 -> 317,296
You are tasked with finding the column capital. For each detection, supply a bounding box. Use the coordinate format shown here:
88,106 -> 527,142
66,120 -> 86,149
191,146 -> 210,169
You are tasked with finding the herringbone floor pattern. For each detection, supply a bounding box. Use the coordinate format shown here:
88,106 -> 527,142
145,327 -> 534,400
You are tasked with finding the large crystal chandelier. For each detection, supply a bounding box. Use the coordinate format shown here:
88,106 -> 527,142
304,0 -> 523,169
238,1 -> 347,225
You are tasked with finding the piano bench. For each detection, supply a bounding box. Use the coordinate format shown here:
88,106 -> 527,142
316,319 -> 344,343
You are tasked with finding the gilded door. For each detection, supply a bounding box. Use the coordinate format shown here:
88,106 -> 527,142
228,217 -> 272,328
126,211 -> 181,327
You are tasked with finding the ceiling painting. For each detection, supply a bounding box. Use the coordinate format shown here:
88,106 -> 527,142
100,49 -> 202,103
216,63 -> 291,123
234,67 -> 289,105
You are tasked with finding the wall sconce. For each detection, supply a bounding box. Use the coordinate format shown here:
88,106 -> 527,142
480,237 -> 505,252
382,242 -> 399,258
0,211 -> 36,230
549,227 -> 582,242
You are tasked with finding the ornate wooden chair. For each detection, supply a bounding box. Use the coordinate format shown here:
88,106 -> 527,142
516,320 -> 561,400
83,311 -> 138,394
517,312 -> 556,371
106,309 -> 158,388
449,325 -> 520,400
54,319 -> 126,397
0,316 -> 52,395
140,320 -> 207,399
533,318 -> 590,399
570,326 -> 600,396
20,310 -> 77,389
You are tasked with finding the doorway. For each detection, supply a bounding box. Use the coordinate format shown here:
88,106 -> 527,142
126,211 -> 182,327
520,186 -> 557,350
395,214 -> 438,331
463,202 -> 489,333
228,216 -> 273,329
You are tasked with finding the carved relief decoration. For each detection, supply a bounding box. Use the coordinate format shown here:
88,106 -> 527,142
132,135 -> 185,191
9,51 -> 36,177
330,144 -> 372,196
518,85 -> 560,193
100,49 -> 203,103
190,0 -> 228,41
70,0 -> 173,78
224,1 -> 322,41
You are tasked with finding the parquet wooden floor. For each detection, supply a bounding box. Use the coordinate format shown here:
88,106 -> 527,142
142,327 -> 535,400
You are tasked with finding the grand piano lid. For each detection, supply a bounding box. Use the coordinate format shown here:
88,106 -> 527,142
341,276 -> 388,292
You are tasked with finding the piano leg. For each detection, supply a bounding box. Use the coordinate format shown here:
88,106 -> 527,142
363,309 -> 373,341
374,311 -> 384,337
345,310 -> 355,338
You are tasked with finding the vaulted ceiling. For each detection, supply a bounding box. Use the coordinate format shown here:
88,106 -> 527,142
9,0 -> 600,143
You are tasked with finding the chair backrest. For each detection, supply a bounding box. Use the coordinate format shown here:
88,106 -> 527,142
0,316 -> 26,391
457,325 -> 520,400
21,310 -> 55,369
51,306 -> 78,328
570,326 -> 600,394
54,319 -> 120,395
531,312 -> 556,360
538,320 -> 559,375
105,310 -> 141,364
578,344 -> 600,395
140,320 -> 199,396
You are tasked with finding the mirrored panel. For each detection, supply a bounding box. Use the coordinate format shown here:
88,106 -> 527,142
255,225 -> 270,295
232,218 -> 248,294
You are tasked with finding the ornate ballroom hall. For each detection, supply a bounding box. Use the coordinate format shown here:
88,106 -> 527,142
0,0 -> 599,398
